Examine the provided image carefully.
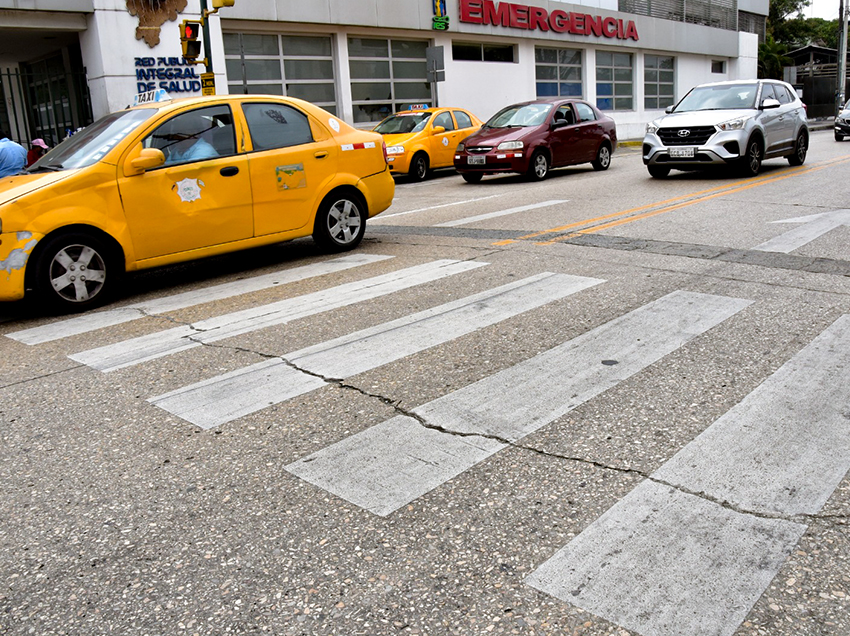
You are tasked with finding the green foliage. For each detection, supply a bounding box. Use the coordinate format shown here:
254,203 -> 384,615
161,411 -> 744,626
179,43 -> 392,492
759,35 -> 793,78
775,16 -> 840,48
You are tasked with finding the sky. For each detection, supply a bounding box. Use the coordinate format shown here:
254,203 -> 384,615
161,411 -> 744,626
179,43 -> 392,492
804,0 -> 841,20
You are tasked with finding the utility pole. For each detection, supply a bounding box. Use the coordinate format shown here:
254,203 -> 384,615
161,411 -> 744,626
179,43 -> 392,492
838,0 -> 848,116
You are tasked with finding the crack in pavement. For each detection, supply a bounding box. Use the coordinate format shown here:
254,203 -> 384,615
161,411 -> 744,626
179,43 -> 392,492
184,338 -> 850,530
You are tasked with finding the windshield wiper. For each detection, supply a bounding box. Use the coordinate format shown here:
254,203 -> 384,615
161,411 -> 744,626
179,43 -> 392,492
26,163 -> 65,173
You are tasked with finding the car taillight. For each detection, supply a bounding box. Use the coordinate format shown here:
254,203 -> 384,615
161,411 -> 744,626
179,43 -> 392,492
802,102 -> 808,114
382,141 -> 388,163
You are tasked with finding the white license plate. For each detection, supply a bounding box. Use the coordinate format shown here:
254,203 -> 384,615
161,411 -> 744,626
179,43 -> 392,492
670,147 -> 696,158
467,156 -> 485,165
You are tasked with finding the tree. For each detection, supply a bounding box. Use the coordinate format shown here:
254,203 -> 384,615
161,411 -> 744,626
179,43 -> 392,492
759,34 -> 794,78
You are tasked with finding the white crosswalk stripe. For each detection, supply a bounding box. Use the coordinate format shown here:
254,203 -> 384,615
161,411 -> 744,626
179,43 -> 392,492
69,259 -> 485,372
149,272 -> 604,429
526,313 -> 850,636
7,254 -> 393,345
286,291 -> 752,516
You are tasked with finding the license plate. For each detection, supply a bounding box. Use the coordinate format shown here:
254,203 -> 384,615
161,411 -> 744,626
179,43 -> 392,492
670,147 -> 695,158
467,156 -> 485,165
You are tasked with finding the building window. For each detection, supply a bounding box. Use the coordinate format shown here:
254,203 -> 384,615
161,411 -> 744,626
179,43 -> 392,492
535,47 -> 582,98
644,55 -> 675,109
348,37 -> 430,125
711,60 -> 726,74
223,33 -> 337,114
452,42 -> 515,63
596,51 -> 633,111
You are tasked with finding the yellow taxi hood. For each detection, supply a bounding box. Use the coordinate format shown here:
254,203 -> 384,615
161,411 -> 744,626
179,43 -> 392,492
0,170 -> 80,207
380,132 -> 420,146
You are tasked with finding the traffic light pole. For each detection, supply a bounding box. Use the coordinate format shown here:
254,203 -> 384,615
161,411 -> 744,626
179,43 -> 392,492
200,0 -> 214,74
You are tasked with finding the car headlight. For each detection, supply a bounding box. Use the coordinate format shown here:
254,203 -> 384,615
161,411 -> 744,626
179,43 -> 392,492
645,120 -> 661,134
716,117 -> 750,131
385,145 -> 405,155
497,140 -> 523,151
456,143 -> 465,152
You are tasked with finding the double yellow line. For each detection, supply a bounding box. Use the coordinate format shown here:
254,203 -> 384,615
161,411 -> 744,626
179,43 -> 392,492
493,155 -> 850,247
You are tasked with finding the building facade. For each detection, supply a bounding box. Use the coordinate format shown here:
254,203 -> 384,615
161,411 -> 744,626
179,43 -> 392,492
0,0 -> 766,145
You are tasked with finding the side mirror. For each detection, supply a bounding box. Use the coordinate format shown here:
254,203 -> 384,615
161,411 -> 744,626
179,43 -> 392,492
128,148 -> 166,174
431,126 -> 446,134
761,98 -> 780,110
665,105 -> 674,114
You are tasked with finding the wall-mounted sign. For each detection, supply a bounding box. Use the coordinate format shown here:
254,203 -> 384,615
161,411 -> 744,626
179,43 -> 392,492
201,72 -> 216,96
458,0 -> 640,41
433,0 -> 450,30
135,56 -> 202,94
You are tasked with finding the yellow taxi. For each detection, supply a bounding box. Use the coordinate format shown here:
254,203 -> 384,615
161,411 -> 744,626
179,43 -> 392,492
0,93 -> 394,310
373,106 -> 482,181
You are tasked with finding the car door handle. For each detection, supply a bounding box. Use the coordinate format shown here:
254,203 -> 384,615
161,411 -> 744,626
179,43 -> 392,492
220,166 -> 239,177
314,151 -> 328,159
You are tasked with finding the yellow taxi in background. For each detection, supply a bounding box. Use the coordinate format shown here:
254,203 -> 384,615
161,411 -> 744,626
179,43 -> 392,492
0,94 -> 394,311
373,106 -> 482,181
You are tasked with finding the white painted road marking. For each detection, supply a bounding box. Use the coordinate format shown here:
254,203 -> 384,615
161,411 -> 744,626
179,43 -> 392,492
526,481 -> 806,636
150,273 -> 604,429
435,200 -> 568,228
287,291 -> 751,516
8,254 -> 393,345
653,313 -> 850,516
371,195 -> 502,221
753,208 -> 850,253
69,260 -> 486,373
527,313 -> 850,636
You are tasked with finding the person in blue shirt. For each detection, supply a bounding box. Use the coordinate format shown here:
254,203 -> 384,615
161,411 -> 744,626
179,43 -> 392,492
163,114 -> 219,165
0,131 -> 27,178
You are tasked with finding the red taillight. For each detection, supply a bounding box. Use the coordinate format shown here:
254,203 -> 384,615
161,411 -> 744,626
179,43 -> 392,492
802,102 -> 808,114
382,140 -> 388,163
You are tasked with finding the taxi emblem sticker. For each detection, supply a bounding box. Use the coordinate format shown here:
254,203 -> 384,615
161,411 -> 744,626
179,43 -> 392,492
442,137 -> 449,146
173,178 -> 205,203
328,118 -> 341,133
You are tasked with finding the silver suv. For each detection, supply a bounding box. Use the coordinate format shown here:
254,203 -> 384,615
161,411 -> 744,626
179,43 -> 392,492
643,79 -> 808,178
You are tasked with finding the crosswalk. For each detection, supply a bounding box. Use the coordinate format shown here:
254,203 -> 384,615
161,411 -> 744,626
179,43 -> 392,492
6,253 -> 848,636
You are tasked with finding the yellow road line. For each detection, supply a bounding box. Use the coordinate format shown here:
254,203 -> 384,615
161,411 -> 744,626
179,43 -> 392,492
524,156 -> 850,246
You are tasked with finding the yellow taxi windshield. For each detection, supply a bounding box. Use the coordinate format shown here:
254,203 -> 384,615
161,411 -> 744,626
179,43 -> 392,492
374,112 -> 431,135
28,108 -> 158,173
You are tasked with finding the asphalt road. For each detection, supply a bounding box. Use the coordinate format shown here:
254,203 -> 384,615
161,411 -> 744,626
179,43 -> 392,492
1,131 -> 848,636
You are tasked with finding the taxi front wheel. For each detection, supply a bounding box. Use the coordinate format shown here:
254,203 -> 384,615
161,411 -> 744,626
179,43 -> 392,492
33,232 -> 119,311
313,191 -> 367,252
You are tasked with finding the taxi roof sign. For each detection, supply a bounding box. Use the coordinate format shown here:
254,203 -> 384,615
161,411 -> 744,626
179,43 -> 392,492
408,103 -> 430,110
133,89 -> 172,107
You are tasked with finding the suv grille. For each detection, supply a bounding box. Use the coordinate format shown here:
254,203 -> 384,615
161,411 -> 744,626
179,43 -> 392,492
658,126 -> 716,146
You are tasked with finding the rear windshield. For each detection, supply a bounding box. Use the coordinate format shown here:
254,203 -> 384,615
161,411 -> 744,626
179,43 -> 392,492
674,84 -> 758,112
374,113 -> 431,134
27,109 -> 157,172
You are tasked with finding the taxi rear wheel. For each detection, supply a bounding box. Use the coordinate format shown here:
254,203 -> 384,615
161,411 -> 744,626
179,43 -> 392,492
313,191 -> 367,252
410,153 -> 430,181
33,231 -> 118,311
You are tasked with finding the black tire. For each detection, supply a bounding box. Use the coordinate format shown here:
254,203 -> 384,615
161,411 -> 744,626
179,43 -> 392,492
836,132 -> 845,142
592,143 -> 612,171
526,150 -> 549,181
33,231 -> 118,312
647,165 -> 670,178
787,130 -> 807,166
461,173 -> 483,184
312,190 -> 367,252
409,153 -> 429,181
738,137 -> 762,177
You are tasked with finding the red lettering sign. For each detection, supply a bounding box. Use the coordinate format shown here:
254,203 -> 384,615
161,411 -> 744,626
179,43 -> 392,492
458,0 -> 639,40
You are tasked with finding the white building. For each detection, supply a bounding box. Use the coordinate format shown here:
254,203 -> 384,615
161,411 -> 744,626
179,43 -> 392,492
0,0 -> 766,144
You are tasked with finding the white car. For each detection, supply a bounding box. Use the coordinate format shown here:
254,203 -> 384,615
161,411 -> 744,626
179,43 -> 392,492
643,79 -> 809,178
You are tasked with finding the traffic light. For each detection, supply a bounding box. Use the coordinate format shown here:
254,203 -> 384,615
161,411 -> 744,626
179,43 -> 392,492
180,20 -> 203,63
211,0 -> 235,7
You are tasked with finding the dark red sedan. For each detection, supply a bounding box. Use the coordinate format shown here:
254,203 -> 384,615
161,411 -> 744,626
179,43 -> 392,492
453,98 -> 617,183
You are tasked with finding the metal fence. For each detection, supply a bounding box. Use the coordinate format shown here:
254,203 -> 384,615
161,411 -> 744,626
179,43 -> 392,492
0,68 -> 93,147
